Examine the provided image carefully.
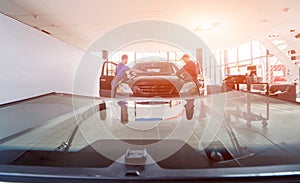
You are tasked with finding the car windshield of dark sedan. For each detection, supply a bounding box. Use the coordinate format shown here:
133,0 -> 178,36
131,62 -> 178,75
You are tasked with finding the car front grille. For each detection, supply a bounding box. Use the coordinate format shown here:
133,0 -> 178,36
134,82 -> 178,97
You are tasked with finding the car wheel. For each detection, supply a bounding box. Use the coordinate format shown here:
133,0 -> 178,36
121,105 -> 128,124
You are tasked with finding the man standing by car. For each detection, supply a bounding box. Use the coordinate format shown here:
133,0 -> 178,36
177,54 -> 200,120
116,54 -> 130,79
112,54 -> 131,124
112,54 -> 130,88
177,54 -> 200,89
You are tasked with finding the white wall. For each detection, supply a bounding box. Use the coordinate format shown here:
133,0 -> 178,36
0,14 -> 84,104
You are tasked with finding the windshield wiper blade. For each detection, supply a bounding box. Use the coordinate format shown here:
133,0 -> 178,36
55,103 -> 103,152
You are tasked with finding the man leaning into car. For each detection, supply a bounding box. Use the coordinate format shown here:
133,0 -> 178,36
177,54 -> 200,118
116,54 -> 130,79
112,54 -> 131,89
177,54 -> 200,89
112,54 -> 131,124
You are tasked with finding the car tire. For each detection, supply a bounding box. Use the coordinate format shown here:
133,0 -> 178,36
121,105 -> 129,124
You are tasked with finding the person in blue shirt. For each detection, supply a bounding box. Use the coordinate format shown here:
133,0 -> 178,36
112,54 -> 131,93
111,54 -> 130,98
116,54 -> 130,79
113,54 -> 131,124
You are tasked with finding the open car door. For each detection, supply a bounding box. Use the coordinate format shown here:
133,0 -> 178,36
99,61 -> 117,98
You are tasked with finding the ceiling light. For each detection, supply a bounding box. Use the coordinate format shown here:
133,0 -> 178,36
282,8 -> 289,12
32,14 -> 39,19
41,29 -> 51,35
195,22 -> 219,31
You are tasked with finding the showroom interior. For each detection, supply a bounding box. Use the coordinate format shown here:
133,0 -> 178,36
0,0 -> 300,182
1,0 -> 300,103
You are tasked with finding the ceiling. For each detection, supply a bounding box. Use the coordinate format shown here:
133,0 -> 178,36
1,0 -> 300,51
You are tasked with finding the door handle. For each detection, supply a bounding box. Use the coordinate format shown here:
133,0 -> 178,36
100,78 -> 106,82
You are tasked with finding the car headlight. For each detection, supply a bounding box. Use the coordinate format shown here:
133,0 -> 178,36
180,82 -> 197,93
116,83 -> 133,94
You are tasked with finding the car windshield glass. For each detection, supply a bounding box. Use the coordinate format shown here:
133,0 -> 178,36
1,92 -> 300,171
1,3 -> 300,181
132,62 -> 178,75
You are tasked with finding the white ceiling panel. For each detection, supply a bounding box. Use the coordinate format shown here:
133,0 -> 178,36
11,14 -> 51,27
1,0 -> 300,50
10,0 -> 83,14
0,0 -> 30,15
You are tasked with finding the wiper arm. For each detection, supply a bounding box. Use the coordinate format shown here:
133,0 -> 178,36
55,103 -> 103,152
55,114 -> 85,152
55,141 -> 69,151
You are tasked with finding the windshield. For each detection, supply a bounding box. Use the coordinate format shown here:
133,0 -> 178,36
1,93 -> 300,170
1,1 -> 300,182
131,62 -> 178,76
